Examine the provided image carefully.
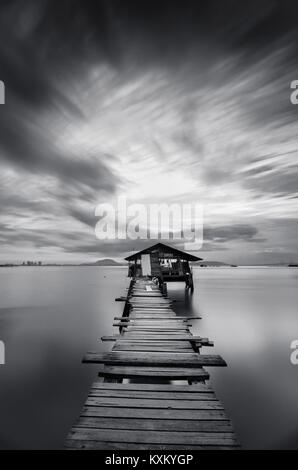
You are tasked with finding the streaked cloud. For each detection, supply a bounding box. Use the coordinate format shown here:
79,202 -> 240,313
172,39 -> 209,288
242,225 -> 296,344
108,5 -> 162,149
0,0 -> 298,263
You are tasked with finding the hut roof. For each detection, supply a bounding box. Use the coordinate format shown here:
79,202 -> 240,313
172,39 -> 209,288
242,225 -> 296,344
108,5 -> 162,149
125,242 -> 202,262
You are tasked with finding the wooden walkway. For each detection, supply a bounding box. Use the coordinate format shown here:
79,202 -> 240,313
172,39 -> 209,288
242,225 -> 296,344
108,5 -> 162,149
66,278 -> 239,450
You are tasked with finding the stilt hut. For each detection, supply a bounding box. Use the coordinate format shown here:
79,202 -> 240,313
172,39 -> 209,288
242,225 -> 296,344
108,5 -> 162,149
125,242 -> 202,291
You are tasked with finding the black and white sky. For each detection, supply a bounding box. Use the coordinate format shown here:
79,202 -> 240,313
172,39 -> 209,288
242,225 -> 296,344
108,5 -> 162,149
1,0 -> 298,264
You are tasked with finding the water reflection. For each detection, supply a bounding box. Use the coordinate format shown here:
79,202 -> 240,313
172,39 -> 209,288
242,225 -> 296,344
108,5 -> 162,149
169,267 -> 298,450
0,266 -> 297,449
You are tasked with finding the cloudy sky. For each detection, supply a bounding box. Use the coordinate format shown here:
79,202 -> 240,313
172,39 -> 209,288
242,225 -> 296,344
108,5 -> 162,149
0,0 -> 298,264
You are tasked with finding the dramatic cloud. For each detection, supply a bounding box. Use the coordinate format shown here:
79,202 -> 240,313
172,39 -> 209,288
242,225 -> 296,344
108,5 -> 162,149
0,0 -> 298,263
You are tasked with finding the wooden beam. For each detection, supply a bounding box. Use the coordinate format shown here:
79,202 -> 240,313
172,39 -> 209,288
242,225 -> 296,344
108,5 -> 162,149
67,428 -> 237,446
101,335 -> 211,343
83,352 -> 227,367
113,316 -> 201,320
97,365 -> 210,380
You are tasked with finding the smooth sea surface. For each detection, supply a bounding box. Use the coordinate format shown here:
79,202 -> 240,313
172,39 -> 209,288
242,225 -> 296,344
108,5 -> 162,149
0,266 -> 297,449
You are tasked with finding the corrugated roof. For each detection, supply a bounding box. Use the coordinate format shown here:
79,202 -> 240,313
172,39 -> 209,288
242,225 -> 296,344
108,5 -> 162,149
125,242 -> 202,262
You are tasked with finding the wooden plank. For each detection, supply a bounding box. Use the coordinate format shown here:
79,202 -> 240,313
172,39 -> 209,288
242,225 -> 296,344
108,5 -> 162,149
115,319 -> 189,323
124,331 -> 192,335
80,405 -> 227,420
114,325 -> 191,329
129,312 -> 175,316
120,316 -> 202,320
112,343 -> 213,351
118,320 -> 188,324
124,326 -> 190,330
131,308 -> 173,312
119,337 -> 211,345
131,299 -> 171,302
129,302 -> 173,311
130,302 -> 171,306
114,317 -> 190,321
130,294 -> 163,297
68,428 -> 237,445
75,417 -> 233,432
65,440 -> 239,450
113,341 -> 193,349
130,302 -> 171,305
85,397 -> 222,409
83,352 -> 227,367
88,389 -> 216,400
130,304 -> 172,308
113,345 -> 194,353
126,324 -> 186,328
90,382 -> 213,392
98,366 -> 209,380
124,330 -> 190,334
101,335 -> 207,342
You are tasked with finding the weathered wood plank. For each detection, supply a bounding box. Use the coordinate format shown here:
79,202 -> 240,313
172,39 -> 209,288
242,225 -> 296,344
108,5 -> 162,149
130,298 -> 170,302
129,305 -> 172,308
130,294 -> 164,297
88,389 -> 216,400
65,439 -> 239,450
98,366 -> 209,380
114,317 -> 189,322
90,382 -> 213,392
75,417 -> 233,432
125,326 -> 190,330
101,335 -> 208,342
85,397 -> 223,410
124,330 -> 190,334
117,316 -> 202,320
131,308 -> 173,312
83,352 -> 227,367
68,428 -> 237,445
113,341 -> 193,348
80,405 -> 227,420
114,322 -> 189,327
113,345 -> 194,353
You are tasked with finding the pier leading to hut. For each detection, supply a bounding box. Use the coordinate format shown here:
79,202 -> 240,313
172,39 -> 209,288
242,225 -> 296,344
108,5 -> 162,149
65,263 -> 239,450
125,242 -> 202,292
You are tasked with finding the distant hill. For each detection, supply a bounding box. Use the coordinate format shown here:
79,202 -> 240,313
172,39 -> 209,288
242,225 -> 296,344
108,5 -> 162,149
193,260 -> 237,267
81,258 -> 127,266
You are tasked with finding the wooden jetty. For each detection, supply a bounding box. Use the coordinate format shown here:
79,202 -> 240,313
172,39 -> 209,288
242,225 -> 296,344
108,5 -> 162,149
66,276 -> 239,450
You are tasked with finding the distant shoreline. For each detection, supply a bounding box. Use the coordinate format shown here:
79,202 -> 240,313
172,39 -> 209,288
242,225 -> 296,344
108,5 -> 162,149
0,264 -> 297,269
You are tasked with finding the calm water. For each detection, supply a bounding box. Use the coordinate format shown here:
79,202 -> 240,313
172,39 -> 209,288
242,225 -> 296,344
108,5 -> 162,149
0,266 -> 297,449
